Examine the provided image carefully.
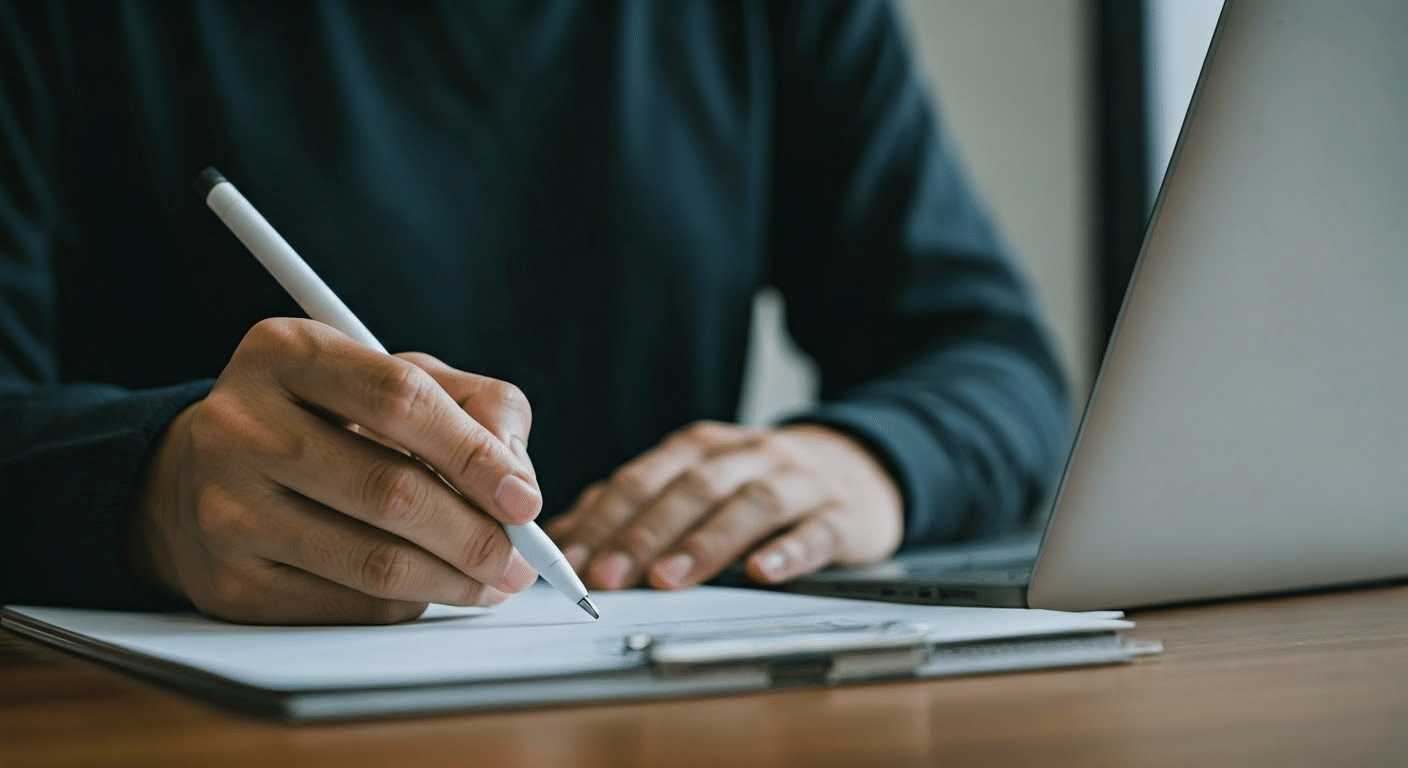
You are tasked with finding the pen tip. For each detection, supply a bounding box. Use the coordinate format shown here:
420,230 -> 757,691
578,597 -> 600,620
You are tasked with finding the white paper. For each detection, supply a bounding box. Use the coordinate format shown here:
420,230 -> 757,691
6,584 -> 1131,691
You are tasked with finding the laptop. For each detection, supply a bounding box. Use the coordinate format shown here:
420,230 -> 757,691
783,0 -> 1408,611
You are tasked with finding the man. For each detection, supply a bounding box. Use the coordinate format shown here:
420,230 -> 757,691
0,1 -> 1068,623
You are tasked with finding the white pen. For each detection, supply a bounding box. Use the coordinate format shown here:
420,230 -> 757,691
196,166 -> 599,620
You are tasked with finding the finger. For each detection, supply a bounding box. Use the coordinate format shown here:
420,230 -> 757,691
397,352 -> 534,455
253,403 -> 538,593
554,441 -> 712,572
243,487 -> 510,607
252,320 -> 540,525
744,508 -> 848,584
554,422 -> 765,583
545,483 -> 604,538
592,445 -> 785,590
647,470 -> 827,590
554,422 -> 757,565
196,554 -> 429,626
546,483 -> 605,571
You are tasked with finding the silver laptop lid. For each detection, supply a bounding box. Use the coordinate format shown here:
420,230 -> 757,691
1028,0 -> 1408,611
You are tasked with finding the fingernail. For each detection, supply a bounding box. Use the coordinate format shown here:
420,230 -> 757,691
757,550 -> 787,581
479,587 -> 510,606
592,553 -> 632,591
497,550 -> 539,592
652,553 -> 695,589
563,544 -> 590,572
495,474 -> 542,524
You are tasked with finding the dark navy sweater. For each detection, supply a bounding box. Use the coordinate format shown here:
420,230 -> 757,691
0,0 -> 1068,609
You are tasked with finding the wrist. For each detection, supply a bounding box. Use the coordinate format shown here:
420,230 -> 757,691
128,403 -> 197,599
778,423 -> 903,534
779,423 -> 901,490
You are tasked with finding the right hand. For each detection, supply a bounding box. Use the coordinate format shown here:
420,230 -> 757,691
129,318 -> 541,624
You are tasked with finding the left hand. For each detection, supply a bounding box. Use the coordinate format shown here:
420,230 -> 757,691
545,421 -> 903,591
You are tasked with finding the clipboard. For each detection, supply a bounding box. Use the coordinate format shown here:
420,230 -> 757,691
1,585 -> 1155,721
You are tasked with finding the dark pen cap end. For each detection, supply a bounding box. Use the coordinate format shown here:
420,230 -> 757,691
194,166 -> 227,199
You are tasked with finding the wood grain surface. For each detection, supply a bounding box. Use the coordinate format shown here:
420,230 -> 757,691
3,584 -> 1406,768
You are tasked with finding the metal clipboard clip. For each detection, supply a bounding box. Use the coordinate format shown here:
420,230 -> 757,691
623,619 -> 932,685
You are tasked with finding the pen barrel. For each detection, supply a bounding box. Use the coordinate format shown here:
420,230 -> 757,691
204,182 -> 387,353
507,523 -> 589,601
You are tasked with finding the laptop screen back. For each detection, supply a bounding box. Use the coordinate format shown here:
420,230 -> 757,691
1027,0 -> 1408,611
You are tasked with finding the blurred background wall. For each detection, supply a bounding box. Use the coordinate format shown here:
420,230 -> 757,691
738,0 -> 1224,430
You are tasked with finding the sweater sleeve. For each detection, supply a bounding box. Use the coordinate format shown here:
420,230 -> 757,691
768,0 -> 1071,545
0,2 -> 205,609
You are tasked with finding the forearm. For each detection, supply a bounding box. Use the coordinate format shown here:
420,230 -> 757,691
769,0 -> 1070,546
790,317 -> 1068,546
0,381 -> 211,609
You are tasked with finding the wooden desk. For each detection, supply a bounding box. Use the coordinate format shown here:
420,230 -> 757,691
3,585 -> 1405,768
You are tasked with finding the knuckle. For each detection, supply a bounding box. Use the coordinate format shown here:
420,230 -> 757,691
459,525 -> 511,578
192,487 -> 243,539
191,394 -> 303,465
357,541 -> 416,597
751,432 -> 792,461
739,479 -> 786,519
571,481 -> 605,511
449,430 -> 491,481
187,394 -> 251,456
570,519 -> 617,549
244,317 -> 295,348
485,379 -> 531,416
620,525 -> 663,556
674,420 -> 719,445
684,529 -> 730,565
368,361 -> 437,424
678,466 -> 724,501
543,509 -> 575,538
361,462 -> 426,528
610,464 -> 655,504
685,420 -> 744,444
240,317 -> 317,362
264,429 -> 305,464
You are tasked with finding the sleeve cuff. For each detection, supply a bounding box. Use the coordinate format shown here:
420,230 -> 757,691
783,399 -> 967,547
2,381 -> 212,611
